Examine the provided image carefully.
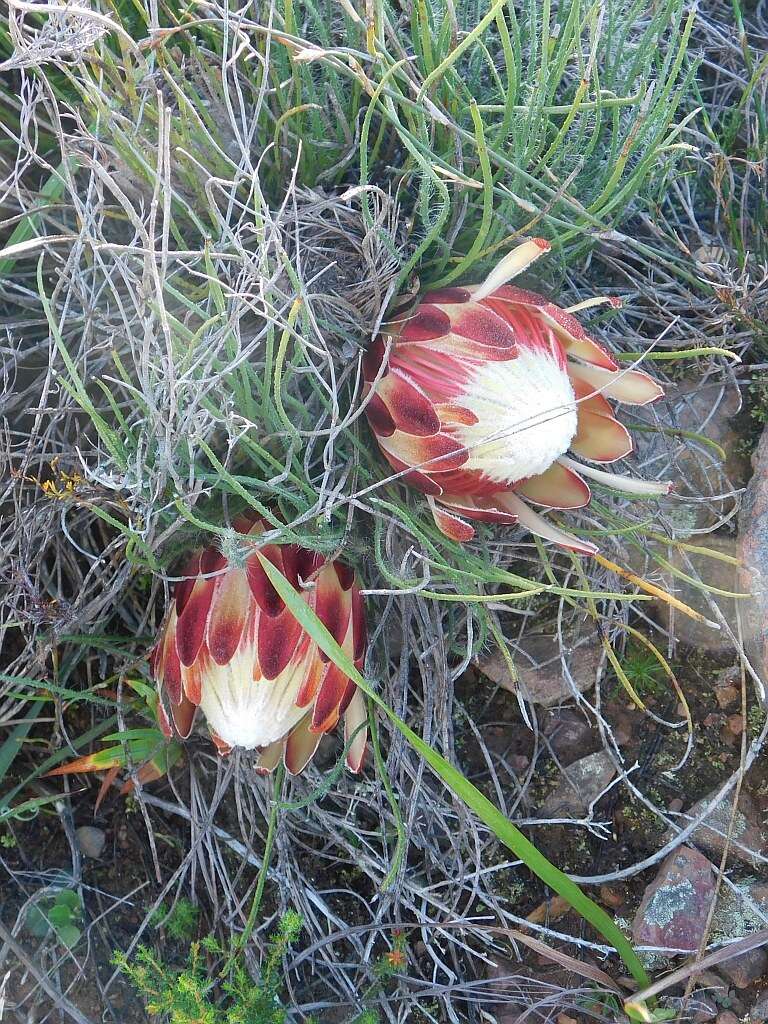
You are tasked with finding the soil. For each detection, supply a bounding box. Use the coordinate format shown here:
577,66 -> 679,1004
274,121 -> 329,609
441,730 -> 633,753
453,644 -> 768,1019
1,637 -> 766,1022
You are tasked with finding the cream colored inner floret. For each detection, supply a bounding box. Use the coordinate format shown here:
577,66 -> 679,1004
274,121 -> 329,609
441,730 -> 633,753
455,346 -> 578,484
197,645 -> 311,748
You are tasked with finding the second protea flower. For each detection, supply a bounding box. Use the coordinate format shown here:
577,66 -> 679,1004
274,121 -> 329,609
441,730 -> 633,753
363,238 -> 670,554
150,518 -> 367,774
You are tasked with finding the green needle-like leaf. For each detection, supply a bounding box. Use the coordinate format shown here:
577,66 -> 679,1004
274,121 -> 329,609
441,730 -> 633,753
256,551 -> 652,990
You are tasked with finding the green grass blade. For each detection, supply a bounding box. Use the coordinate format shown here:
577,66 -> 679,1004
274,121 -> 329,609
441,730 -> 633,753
255,552 -> 652,989
0,163 -> 70,278
0,705 -> 44,789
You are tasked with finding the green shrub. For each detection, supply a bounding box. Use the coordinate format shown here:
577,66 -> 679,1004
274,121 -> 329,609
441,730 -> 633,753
152,898 -> 201,942
113,911 -> 308,1024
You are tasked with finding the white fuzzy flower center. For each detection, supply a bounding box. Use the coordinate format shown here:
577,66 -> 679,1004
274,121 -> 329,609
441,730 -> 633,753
198,645 -> 309,749
455,346 -> 577,485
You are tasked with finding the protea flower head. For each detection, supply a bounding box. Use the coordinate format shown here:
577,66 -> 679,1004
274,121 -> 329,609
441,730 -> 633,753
363,238 -> 670,554
150,518 -> 367,774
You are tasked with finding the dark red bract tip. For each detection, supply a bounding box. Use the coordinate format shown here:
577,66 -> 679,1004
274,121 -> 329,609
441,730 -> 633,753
421,287 -> 471,304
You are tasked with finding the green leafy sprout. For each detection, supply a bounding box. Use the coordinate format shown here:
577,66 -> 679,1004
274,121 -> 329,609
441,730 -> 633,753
26,889 -> 83,949
114,911 -> 309,1024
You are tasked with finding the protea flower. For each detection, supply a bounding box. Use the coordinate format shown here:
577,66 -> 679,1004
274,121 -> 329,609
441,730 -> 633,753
150,518 -> 368,774
363,238 -> 670,554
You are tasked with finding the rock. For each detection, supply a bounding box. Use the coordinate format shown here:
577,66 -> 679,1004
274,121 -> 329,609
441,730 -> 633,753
482,724 -> 515,757
600,885 -> 624,909
711,880 -> 768,945
477,630 -> 602,708
666,789 -> 766,869
696,969 -> 729,997
725,714 -> 744,736
739,424 -> 768,690
75,825 -> 106,859
526,895 -> 571,926
543,707 -> 597,765
632,847 -> 716,952
463,721 -> 533,776
691,995 -> 719,1022
485,955 -> 527,1020
715,686 -> 740,710
667,995 -> 719,1022
716,666 -> 741,687
612,716 -> 633,748
714,668 -> 741,710
668,381 -> 748,509
718,947 -> 768,989
730,994 -> 748,1016
751,993 -> 768,1022
648,534 -> 742,653
539,751 -> 616,820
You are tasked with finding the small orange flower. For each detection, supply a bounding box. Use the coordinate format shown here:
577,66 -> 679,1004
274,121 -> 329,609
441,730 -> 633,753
385,948 -> 406,970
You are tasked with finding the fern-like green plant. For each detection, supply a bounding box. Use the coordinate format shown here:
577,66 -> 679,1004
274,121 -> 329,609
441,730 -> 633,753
152,898 -> 201,943
113,911 -> 307,1024
616,644 -> 668,700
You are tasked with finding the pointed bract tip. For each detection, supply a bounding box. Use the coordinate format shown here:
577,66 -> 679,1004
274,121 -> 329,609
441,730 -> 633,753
473,237 -> 552,302
209,730 -> 233,756
429,498 -> 475,543
346,746 -> 366,773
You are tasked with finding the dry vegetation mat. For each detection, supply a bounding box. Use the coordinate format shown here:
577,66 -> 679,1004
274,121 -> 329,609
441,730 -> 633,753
0,0 -> 767,1021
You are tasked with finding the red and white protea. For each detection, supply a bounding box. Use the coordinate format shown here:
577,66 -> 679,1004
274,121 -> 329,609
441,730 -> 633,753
150,518 -> 367,775
363,238 -> 671,554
